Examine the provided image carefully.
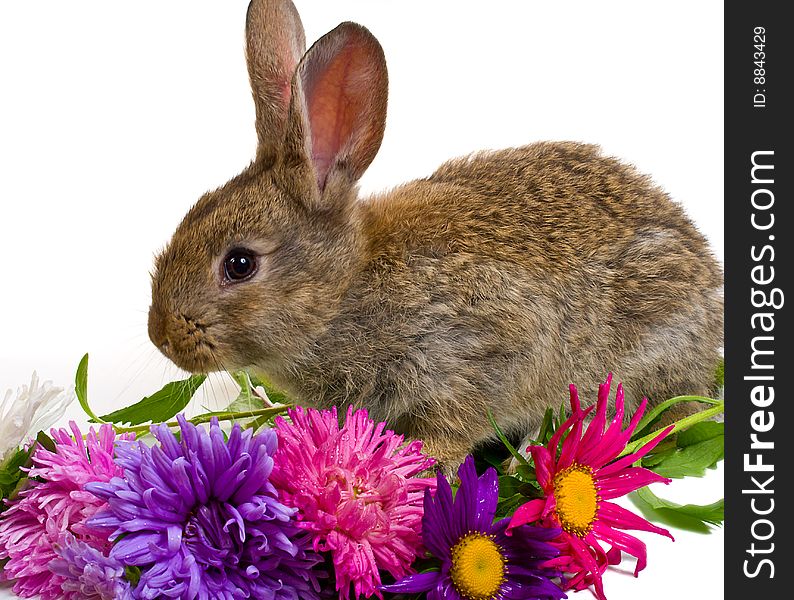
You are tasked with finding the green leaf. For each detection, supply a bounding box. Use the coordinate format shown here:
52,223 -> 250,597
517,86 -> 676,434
515,464 -> 537,482
227,372 -> 267,412
242,414 -> 277,434
498,475 -> 523,498
536,407 -> 555,445
100,374 -> 207,425
642,422 -> 725,470
35,430 -> 57,453
487,409 -> 530,469
75,354 -> 104,423
676,421 -> 724,447
125,565 -> 142,587
645,435 -> 724,479
495,493 -> 528,520
75,353 -> 88,406
247,373 -> 291,405
715,358 -> 724,388
0,445 -> 35,506
631,486 -> 724,526
639,441 -> 677,467
549,401 -> 573,455
497,473 -> 540,498
620,400 -> 724,458
225,395 -> 264,413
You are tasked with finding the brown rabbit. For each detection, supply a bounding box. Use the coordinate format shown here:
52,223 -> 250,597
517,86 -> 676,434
148,0 -> 723,469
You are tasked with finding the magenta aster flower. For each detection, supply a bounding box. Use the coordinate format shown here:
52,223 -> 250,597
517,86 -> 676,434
86,415 -> 325,600
508,374 -> 674,600
383,455 -> 565,600
0,422 -> 128,599
50,532 -> 132,600
270,406 -> 437,600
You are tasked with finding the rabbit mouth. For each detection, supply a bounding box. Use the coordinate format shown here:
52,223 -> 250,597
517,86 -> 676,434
149,312 -> 225,374
163,337 -> 222,374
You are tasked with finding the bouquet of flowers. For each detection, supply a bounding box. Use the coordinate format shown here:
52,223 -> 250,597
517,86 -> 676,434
0,356 -> 724,600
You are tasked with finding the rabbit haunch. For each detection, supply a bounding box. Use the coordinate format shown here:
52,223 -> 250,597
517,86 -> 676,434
148,0 -> 723,469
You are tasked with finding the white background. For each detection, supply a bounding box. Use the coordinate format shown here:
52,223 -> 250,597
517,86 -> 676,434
0,1 -> 723,599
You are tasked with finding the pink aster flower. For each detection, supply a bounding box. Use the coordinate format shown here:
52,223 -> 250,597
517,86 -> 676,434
508,374 -> 675,600
271,406 -> 436,600
0,422 -> 131,599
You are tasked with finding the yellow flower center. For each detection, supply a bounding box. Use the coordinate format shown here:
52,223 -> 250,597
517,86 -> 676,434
553,463 -> 599,536
449,532 -> 506,600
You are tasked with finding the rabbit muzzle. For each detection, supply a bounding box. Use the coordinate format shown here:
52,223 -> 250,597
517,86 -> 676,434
148,305 -> 222,374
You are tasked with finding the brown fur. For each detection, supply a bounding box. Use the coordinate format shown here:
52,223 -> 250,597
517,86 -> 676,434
148,0 -> 723,469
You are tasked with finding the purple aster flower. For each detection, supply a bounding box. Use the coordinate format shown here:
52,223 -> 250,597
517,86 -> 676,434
86,415 -> 325,600
382,456 -> 566,600
50,533 -> 132,600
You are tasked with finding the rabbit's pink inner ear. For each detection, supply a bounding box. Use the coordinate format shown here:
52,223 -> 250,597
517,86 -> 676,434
300,23 -> 387,190
246,0 -> 307,158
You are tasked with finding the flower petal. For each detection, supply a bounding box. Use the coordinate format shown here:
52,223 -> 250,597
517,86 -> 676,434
548,405 -> 593,459
507,499 -> 546,531
597,501 -> 674,540
474,466 -> 499,531
454,456 -> 480,533
529,446 -> 554,490
597,467 -> 671,500
596,425 -> 674,478
577,377 -> 611,459
557,416 -> 584,471
381,571 -> 441,593
565,533 -> 607,600
592,521 -> 651,576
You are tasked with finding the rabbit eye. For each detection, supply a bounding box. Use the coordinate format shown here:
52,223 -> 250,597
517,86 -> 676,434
222,249 -> 258,283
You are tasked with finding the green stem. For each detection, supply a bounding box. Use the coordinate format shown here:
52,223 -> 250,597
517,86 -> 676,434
113,405 -> 290,437
634,395 -> 721,434
619,400 -> 725,458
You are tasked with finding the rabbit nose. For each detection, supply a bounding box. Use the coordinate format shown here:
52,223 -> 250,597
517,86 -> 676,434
148,305 -> 170,352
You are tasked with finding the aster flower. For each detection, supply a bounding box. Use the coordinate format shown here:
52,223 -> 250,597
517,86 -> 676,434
383,455 -> 565,600
0,423 -> 127,599
508,374 -> 674,600
86,415 -> 325,600
0,372 -> 73,460
270,406 -> 437,600
50,532 -> 132,600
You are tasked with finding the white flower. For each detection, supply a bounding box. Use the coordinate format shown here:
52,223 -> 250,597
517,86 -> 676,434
0,372 -> 74,459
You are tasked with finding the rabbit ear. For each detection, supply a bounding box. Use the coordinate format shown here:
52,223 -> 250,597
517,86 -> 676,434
284,22 -> 388,193
245,0 -> 307,162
